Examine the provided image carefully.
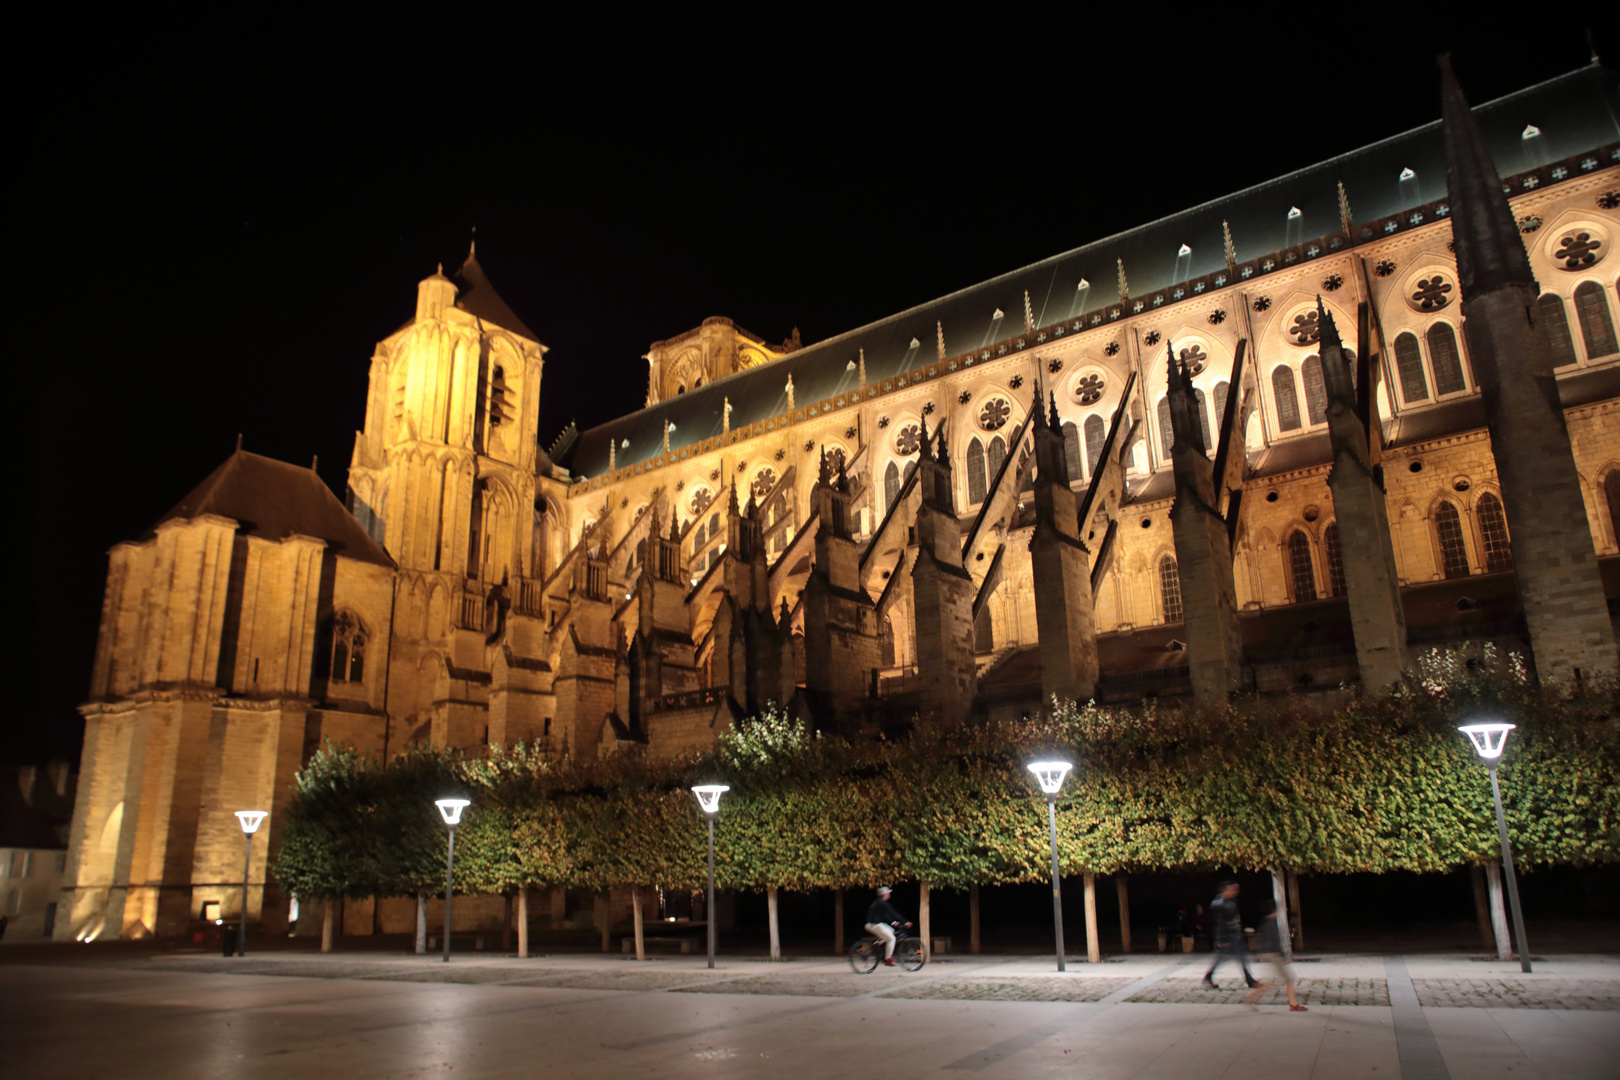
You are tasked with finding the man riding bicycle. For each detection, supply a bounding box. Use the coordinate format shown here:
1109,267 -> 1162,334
864,886 -> 913,967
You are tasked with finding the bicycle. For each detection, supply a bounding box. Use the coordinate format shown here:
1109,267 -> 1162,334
848,924 -> 926,973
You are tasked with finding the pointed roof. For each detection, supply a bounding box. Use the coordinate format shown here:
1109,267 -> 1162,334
151,450 -> 394,567
452,253 -> 540,342
1440,55 -> 1537,297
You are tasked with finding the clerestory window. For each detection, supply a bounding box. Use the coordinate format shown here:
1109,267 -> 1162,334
329,612 -> 367,683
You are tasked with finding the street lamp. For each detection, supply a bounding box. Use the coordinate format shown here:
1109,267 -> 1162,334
1458,723 -> 1531,973
233,810 -> 268,957
692,784 -> 729,969
435,798 -> 471,964
1027,761 -> 1072,972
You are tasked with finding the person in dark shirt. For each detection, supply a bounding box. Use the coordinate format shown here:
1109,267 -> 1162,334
864,886 -> 912,967
1202,880 -> 1257,989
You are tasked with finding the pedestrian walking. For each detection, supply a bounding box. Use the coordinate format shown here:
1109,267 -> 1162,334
1202,880 -> 1256,989
1246,898 -> 1307,1011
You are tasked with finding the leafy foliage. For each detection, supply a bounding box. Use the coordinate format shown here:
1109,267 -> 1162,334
269,680 -> 1619,901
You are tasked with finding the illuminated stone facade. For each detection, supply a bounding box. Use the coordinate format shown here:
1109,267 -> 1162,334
59,67 -> 1620,939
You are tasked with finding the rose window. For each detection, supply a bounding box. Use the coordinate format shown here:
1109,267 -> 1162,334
1290,310 -> 1321,345
895,424 -> 922,454
1178,344 -> 1207,375
1410,275 -> 1453,311
689,489 -> 713,515
979,398 -> 1011,431
751,468 -> 777,499
1554,231 -> 1602,269
1074,374 -> 1105,405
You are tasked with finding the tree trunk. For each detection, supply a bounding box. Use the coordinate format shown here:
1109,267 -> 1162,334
600,891 -> 612,953
633,887 -> 647,961
1116,876 -> 1131,953
415,894 -> 426,955
321,901 -> 335,953
834,888 -> 844,955
1471,865 -> 1494,951
517,888 -> 529,959
1485,859 -> 1511,960
1083,873 -> 1100,963
918,881 -> 931,959
970,883 -> 980,954
1287,868 -> 1304,952
502,893 -> 513,953
1271,866 -> 1293,962
767,886 -> 781,960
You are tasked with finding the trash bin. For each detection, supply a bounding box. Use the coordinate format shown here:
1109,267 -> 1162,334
222,925 -> 238,956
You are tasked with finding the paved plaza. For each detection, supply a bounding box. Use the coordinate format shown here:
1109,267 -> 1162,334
1,947 -> 1616,1079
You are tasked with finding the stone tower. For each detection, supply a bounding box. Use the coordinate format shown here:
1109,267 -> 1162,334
1440,58 -> 1618,687
1028,391 -> 1101,709
909,419 -> 978,726
1165,343 -> 1243,706
1320,300 -> 1411,690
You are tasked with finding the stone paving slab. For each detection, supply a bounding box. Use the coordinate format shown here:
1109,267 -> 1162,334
1412,977 -> 1620,1010
529,969 -> 734,992
676,972 -> 880,997
880,975 -> 1131,1002
1129,976 -> 1390,1006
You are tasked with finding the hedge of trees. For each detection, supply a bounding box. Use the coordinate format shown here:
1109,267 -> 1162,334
270,651 -> 1618,944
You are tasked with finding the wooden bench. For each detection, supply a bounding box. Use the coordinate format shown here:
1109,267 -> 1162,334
621,936 -> 696,954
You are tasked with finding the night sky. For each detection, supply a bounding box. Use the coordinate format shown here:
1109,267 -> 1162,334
16,15 -> 1612,767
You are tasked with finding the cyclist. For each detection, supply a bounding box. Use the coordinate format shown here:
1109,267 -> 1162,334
864,886 -> 913,967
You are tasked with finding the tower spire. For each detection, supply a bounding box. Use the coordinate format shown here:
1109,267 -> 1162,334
1438,55 -> 1536,297
1222,222 -> 1236,272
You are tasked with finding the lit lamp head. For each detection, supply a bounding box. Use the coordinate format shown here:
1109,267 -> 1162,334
1027,760 -> 1073,797
692,784 -> 730,815
1458,722 -> 1516,762
235,810 -> 269,835
435,798 -> 471,826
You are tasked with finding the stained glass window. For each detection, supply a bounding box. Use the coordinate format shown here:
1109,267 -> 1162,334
1302,355 -> 1327,424
1435,501 -> 1470,579
1324,522 -> 1346,597
1287,530 -> 1317,601
1394,332 -> 1429,402
1476,493 -> 1512,572
1273,367 -> 1301,432
1428,323 -> 1467,396
1158,555 -> 1183,623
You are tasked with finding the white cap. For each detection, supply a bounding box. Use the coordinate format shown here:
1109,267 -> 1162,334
877,885 -> 892,896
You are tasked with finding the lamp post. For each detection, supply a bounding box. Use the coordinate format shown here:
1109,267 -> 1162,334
233,810 -> 268,957
1027,761 -> 1073,972
435,798 -> 471,963
1458,723 -> 1531,973
691,784 -> 729,969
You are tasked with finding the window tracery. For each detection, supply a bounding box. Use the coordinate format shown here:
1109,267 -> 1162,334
1273,367 -> 1301,432
1287,530 -> 1317,601
1476,493 -> 1512,572
328,612 -> 367,684
1435,501 -> 1470,579
1159,555 -> 1183,624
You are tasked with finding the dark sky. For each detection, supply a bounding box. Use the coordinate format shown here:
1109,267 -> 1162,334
16,14 -> 1612,766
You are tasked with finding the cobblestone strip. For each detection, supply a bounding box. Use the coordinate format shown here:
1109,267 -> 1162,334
882,977 -> 1131,1003
1127,977 -> 1390,1007
1411,978 -> 1620,1010
674,972 -> 876,997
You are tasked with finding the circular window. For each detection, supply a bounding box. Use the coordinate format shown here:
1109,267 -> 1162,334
1409,460 -> 1424,473
1265,491 -> 1279,503
1544,221 -> 1609,271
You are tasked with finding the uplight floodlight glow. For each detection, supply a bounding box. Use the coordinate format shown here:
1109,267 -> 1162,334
1027,760 -> 1073,796
692,784 -> 729,814
235,810 -> 269,834
435,798 -> 471,825
1458,723 -> 1515,761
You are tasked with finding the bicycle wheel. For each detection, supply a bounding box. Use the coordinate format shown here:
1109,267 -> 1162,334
899,936 -> 926,972
848,938 -> 880,974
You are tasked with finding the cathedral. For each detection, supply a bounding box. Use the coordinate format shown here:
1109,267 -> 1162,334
57,61 -> 1620,941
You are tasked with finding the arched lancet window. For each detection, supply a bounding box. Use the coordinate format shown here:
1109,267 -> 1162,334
1062,421 -> 1083,480
974,604 -> 993,652
1194,388 -> 1211,448
1324,522 -> 1346,597
1428,323 -> 1467,396
708,514 -> 721,541
1606,471 -> 1620,550
1394,331 -> 1429,402
1539,293 -> 1579,367
1157,397 -> 1173,457
1301,355 -> 1327,425
1434,501 -> 1470,579
879,615 -> 896,667
1574,281 -> 1618,359
329,612 -> 366,683
884,460 -> 901,515
1084,414 -> 1106,476
1158,555 -> 1183,623
1287,530 -> 1317,601
987,435 -> 1007,480
1213,381 -> 1230,433
1272,367 -> 1301,432
1476,492 -> 1512,572
966,437 -> 988,505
